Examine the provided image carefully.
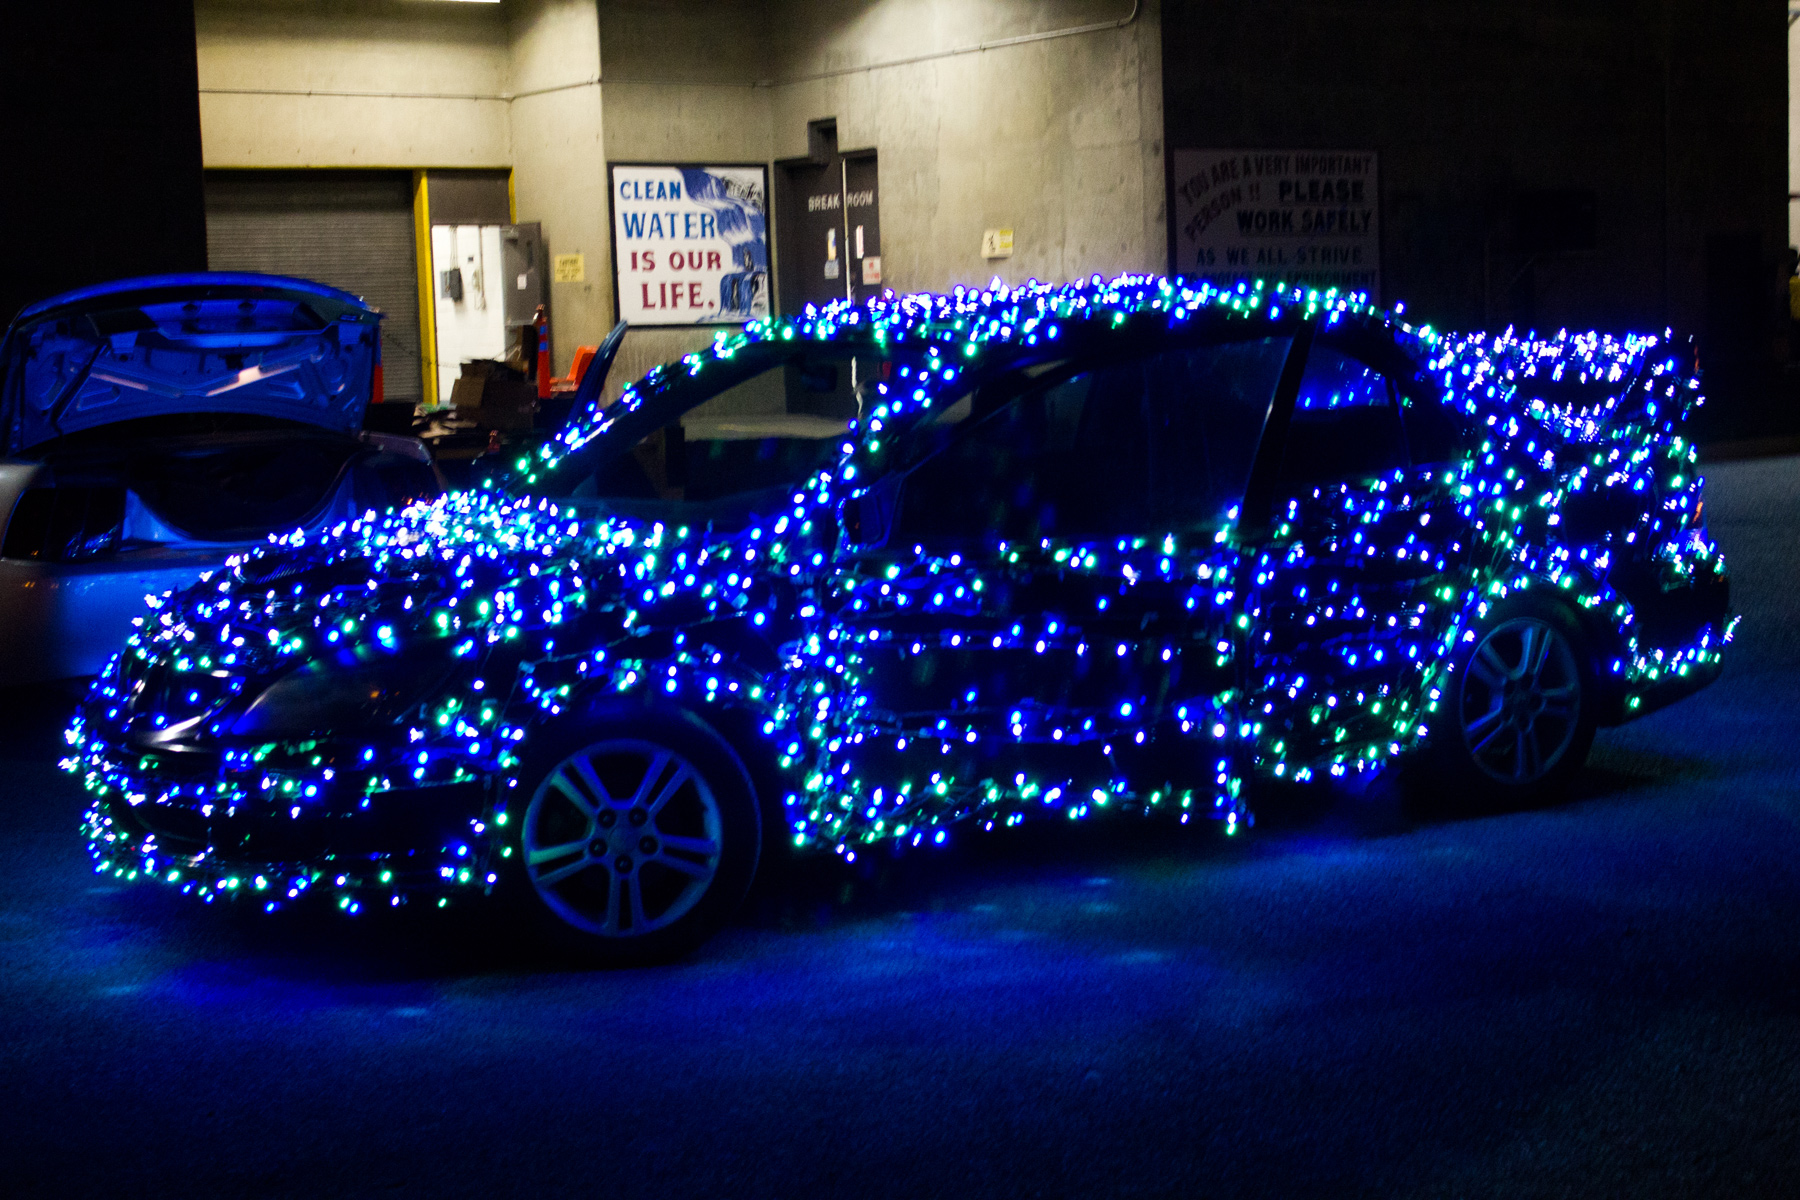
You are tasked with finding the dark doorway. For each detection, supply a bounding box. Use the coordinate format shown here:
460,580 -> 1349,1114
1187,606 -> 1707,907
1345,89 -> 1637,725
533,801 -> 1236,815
1698,231 -> 1773,440
775,121 -> 882,314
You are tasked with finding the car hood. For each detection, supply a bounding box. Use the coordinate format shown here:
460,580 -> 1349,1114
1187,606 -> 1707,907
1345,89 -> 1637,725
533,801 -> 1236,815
1,273 -> 384,457
101,491 -> 693,692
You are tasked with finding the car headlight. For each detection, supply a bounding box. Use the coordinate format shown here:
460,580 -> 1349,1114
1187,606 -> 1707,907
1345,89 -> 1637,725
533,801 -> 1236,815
228,642 -> 454,741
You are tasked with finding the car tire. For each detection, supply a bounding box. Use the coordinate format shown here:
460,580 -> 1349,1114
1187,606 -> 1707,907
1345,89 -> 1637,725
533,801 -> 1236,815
500,704 -> 762,965
1409,594 -> 1598,813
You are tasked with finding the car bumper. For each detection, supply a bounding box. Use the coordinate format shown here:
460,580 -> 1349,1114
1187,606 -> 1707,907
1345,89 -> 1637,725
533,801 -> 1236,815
82,776 -> 495,907
1608,569 -> 1733,725
1619,643 -> 1726,721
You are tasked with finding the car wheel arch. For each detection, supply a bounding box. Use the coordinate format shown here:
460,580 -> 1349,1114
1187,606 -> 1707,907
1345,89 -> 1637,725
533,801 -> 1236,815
507,679 -> 794,858
1448,578 -> 1604,711
1475,570 -> 1628,726
494,692 -> 765,961
1405,578 -> 1603,811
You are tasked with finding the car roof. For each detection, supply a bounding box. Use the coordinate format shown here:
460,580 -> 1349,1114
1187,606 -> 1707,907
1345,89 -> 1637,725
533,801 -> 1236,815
516,275 -> 1425,493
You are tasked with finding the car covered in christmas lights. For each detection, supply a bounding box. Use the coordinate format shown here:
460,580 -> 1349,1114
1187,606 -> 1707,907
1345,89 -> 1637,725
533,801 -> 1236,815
64,275 -> 1733,963
0,273 -> 438,685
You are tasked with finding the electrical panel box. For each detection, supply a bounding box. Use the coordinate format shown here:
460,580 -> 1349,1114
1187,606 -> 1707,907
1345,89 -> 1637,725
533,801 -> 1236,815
501,222 -> 545,327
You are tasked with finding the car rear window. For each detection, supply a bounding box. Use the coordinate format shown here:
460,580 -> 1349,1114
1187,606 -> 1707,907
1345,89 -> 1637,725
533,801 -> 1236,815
1146,337 -> 1290,529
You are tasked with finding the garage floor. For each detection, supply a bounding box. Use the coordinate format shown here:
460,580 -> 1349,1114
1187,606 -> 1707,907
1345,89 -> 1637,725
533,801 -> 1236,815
3,458 -> 1798,1198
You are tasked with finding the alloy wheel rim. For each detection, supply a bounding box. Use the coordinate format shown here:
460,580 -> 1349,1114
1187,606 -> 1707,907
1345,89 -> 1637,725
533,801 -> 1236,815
1459,617 -> 1582,785
522,739 -> 723,938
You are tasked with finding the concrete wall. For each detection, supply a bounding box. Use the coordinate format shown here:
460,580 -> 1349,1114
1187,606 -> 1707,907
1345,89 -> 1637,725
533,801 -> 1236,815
189,1 -> 1785,392
768,0 -> 1164,294
595,2 -> 779,393
194,0 -> 512,167
598,0 -> 774,163
191,0 -> 1166,384
595,0 -> 1164,299
194,0 -> 611,377
592,0 -> 1164,394
1162,0 -> 1786,439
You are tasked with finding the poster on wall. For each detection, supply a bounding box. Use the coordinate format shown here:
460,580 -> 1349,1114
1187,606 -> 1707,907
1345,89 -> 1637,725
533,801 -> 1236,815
1170,149 -> 1380,301
609,163 -> 770,326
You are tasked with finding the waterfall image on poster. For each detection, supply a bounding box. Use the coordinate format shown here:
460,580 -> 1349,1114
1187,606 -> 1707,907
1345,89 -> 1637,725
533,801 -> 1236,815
611,164 -> 770,326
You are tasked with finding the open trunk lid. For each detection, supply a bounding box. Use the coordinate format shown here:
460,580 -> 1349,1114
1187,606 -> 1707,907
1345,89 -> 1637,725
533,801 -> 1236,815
2,272 -> 384,457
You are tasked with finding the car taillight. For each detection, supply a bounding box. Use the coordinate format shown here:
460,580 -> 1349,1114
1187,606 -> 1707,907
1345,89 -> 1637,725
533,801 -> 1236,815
372,361 -> 385,406
1686,498 -> 1709,553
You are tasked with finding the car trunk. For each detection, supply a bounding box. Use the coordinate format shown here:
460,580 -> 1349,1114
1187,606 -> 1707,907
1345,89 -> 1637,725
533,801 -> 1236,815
1,273 -> 393,556
0,274 -> 423,683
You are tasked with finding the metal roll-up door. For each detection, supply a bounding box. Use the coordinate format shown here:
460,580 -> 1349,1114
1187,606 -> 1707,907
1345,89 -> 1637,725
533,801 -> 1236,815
204,170 -> 422,403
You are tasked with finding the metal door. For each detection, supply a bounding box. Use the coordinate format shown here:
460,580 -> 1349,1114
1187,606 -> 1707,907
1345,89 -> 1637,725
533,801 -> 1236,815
775,124 -> 881,313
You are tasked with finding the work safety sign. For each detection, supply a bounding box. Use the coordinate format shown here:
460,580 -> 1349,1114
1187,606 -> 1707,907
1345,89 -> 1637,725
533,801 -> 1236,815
1171,150 -> 1380,301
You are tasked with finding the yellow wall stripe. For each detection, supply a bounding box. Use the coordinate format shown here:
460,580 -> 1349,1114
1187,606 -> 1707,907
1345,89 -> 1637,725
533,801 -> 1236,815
412,169 -> 438,409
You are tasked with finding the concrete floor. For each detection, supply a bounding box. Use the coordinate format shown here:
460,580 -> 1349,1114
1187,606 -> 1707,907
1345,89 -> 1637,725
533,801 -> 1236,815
3,457 -> 1798,1199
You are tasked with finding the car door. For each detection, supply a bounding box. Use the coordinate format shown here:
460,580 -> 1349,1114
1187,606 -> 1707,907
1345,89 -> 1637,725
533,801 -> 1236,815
1240,332 -> 1475,782
820,331 -> 1292,833
1134,332 -> 1300,811
822,350 -> 1229,828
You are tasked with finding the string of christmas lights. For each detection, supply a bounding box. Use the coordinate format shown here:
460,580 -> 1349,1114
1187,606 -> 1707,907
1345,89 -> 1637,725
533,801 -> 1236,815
62,275 -> 1732,918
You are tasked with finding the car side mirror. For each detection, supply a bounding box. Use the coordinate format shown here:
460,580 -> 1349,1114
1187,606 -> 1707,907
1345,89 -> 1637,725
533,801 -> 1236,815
839,473 -> 902,552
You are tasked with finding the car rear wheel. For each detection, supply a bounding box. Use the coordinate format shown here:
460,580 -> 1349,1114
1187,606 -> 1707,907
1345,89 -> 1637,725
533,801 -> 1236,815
505,707 -> 761,964
1413,598 -> 1597,812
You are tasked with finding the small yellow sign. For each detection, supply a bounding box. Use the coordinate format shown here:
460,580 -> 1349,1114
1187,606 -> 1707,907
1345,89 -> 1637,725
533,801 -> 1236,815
553,253 -> 585,283
981,228 -> 1014,259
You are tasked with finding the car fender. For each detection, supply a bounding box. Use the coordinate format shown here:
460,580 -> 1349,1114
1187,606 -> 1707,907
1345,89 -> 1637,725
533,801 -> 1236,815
500,615 -> 803,837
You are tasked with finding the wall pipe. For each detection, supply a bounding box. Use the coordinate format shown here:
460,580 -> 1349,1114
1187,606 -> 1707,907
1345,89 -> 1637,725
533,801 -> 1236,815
750,0 -> 1140,88
194,0 -> 1140,101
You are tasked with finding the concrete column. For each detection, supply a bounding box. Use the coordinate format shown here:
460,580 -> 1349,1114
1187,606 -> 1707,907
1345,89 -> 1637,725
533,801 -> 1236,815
508,0 -> 610,376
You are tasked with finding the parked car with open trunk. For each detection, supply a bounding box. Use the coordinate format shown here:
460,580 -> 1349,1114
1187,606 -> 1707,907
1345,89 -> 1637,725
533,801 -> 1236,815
0,273 -> 438,684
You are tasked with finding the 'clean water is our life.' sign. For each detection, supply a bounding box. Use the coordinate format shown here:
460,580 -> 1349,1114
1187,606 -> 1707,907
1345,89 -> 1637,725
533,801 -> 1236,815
609,163 -> 771,326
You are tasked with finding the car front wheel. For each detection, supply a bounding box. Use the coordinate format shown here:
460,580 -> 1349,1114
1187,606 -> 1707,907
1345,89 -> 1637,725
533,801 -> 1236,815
505,706 -> 761,964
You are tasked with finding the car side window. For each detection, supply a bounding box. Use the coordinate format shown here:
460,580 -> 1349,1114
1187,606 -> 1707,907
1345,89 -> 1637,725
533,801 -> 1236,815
896,360 -> 1150,542
1278,345 -> 1408,488
1145,337 -> 1291,529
